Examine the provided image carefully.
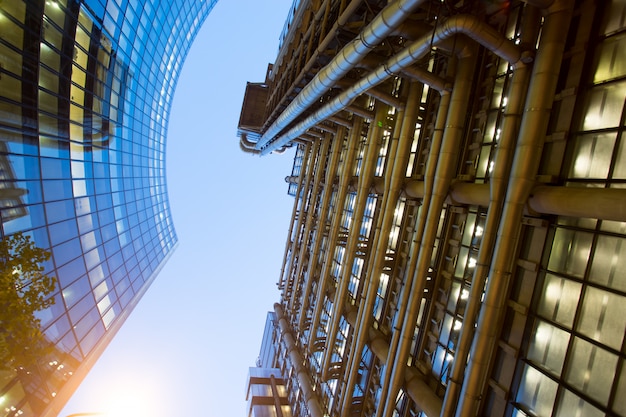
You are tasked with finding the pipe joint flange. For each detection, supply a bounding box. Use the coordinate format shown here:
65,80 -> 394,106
520,50 -> 535,64
383,63 -> 398,78
359,32 -> 376,49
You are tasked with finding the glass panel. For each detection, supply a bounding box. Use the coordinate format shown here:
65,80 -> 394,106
565,337 -> 618,405
577,287 -> 626,350
547,229 -> 593,278
527,320 -> 569,375
593,32 -> 626,82
556,389 -> 604,417
568,133 -> 616,179
612,133 -> 626,179
537,274 -> 581,327
516,364 -> 558,416
599,0 -> 626,35
590,234 -> 626,292
581,80 -> 626,131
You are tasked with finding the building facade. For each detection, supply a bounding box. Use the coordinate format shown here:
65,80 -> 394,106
239,0 -> 626,416
0,0 -> 215,415
245,312 -> 293,417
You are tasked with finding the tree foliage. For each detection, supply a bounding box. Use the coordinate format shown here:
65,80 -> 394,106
0,232 -> 57,370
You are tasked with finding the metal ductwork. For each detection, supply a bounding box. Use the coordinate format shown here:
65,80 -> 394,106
260,13 -> 525,155
256,0 -> 427,150
239,134 -> 262,155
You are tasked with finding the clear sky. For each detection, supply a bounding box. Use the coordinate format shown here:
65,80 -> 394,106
60,1 -> 295,416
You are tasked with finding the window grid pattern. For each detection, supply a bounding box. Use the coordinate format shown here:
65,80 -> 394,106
0,0 -> 215,415
515,2 -> 626,416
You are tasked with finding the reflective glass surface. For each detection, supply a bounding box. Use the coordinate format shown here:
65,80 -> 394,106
0,0 -> 216,415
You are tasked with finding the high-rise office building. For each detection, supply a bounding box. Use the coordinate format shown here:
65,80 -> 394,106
239,0 -> 626,416
0,1 -> 215,415
245,312 -> 292,417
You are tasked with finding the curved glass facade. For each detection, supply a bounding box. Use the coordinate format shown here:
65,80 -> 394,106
0,0 -> 216,415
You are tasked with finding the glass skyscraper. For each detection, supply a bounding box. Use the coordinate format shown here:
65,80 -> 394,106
0,0 -> 216,415
240,0 -> 626,416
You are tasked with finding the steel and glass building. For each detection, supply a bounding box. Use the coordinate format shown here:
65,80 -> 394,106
240,0 -> 626,416
0,0 -> 216,415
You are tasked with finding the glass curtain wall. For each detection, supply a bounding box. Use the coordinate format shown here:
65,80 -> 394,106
0,1 -> 216,415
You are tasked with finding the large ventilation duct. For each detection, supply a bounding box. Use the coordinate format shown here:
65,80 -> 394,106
239,134 -> 262,155
256,0 -> 426,150
260,13 -> 526,155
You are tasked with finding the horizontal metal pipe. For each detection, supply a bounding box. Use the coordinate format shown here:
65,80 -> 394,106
257,0 -> 426,149
529,186 -> 626,222
260,13 -> 523,155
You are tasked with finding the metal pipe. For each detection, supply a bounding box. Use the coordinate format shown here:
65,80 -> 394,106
528,186 -> 626,222
269,374 -> 286,417
257,0 -> 426,149
298,127 -> 345,330
264,0 -> 364,128
324,104 -> 389,391
368,81 -> 423,417
286,139 -> 322,312
275,303 -> 324,417
260,13 -> 524,155
365,86 -> 450,415
240,133 -> 258,149
347,105 -> 375,120
442,5 -> 540,412
308,117 -> 362,366
239,141 -> 261,155
337,78 -> 406,109
455,2 -> 573,416
280,143 -> 314,296
447,181 -> 490,207
325,90 -> 417,383
329,115 -> 353,128
381,49 -> 477,417
290,137 -> 331,312
402,65 -> 450,93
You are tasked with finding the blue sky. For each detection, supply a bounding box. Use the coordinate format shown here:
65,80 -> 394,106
60,1 -> 295,416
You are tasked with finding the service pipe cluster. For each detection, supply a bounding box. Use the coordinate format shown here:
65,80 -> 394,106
260,13 -> 526,155
297,127 -> 346,331
257,0 -> 427,151
456,3 -> 575,415
308,117 -> 363,362
274,303 -> 324,417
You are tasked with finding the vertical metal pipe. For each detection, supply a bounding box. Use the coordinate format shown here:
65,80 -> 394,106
283,141 -> 319,305
364,81 -> 423,417
324,85 -> 420,381
269,374 -> 286,417
441,5 -> 541,414
275,303 -> 324,417
308,117 -> 361,365
381,49 -> 478,417
278,144 -> 313,292
289,136 -> 331,311
298,126 -> 347,330
455,2 -> 573,415
334,104 -> 391,415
